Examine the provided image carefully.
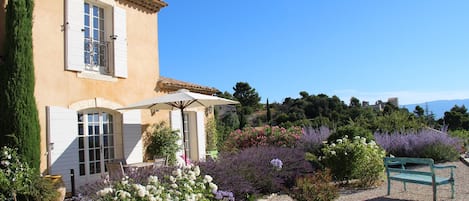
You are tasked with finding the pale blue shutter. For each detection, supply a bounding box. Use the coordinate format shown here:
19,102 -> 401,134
113,6 -> 128,78
122,110 -> 142,163
196,111 -> 206,160
65,0 -> 85,71
47,106 -> 78,191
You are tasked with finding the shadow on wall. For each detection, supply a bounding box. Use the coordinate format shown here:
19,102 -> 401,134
49,137 -> 79,193
49,122 -> 145,193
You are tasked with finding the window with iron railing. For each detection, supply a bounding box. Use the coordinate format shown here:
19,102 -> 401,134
84,39 -> 110,73
84,2 -> 110,74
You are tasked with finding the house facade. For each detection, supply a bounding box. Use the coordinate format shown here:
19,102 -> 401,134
0,0 -> 215,191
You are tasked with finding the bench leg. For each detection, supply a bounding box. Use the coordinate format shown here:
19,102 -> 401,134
451,181 -> 455,199
403,181 -> 406,191
387,178 -> 391,195
433,184 -> 437,201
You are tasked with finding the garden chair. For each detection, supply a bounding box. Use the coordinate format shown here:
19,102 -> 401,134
153,157 -> 167,168
106,161 -> 125,181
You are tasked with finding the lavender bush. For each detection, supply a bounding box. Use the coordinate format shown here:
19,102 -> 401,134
198,146 -> 314,200
297,126 -> 331,154
375,128 -> 463,162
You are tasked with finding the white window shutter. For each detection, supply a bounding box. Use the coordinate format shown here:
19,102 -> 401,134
65,0 -> 85,72
196,112 -> 206,160
122,110 -> 142,164
170,110 -> 183,156
113,6 -> 128,78
47,106 -> 78,191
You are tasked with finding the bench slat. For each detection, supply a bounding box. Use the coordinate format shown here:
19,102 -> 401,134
389,173 -> 451,185
387,168 -> 433,176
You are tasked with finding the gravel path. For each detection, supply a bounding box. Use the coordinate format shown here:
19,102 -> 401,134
337,160 -> 469,201
258,159 -> 468,201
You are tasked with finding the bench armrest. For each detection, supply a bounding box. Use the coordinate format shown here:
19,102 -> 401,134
433,165 -> 457,169
387,161 -> 405,166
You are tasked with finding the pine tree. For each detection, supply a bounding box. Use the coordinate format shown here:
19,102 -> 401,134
0,0 -> 40,171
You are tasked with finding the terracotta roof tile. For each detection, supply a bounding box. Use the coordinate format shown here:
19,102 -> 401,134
157,76 -> 219,95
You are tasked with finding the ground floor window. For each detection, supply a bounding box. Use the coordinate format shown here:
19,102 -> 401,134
78,111 -> 115,176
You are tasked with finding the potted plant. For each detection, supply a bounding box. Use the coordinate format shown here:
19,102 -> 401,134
145,122 -> 180,165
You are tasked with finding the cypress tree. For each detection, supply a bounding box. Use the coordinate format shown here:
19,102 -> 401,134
0,0 -> 40,171
266,98 -> 271,126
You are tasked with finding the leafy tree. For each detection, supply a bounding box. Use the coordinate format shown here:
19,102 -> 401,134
413,105 -> 424,117
216,91 -> 234,100
372,110 -> 425,133
443,105 -> 469,131
233,82 -> 261,128
383,102 -> 399,115
349,97 -> 361,108
0,0 -> 40,171
233,82 -> 261,114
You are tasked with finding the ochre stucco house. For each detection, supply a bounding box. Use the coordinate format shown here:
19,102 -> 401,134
0,0 -> 217,191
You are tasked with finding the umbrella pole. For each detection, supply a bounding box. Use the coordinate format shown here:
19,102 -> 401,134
180,108 -> 188,165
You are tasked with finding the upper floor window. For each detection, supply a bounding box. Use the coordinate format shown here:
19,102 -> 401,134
65,0 -> 128,78
84,3 -> 109,73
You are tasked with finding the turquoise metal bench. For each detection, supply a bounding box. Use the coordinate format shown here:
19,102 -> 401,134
384,157 -> 456,201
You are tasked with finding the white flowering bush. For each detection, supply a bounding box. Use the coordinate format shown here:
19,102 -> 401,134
321,136 -> 386,186
96,165 -> 218,201
0,146 -> 59,200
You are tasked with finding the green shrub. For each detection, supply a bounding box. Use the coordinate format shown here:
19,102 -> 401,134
321,136 -> 385,186
145,122 -> 180,164
206,117 -> 218,151
216,112 -> 239,151
29,176 -> 60,201
327,125 -> 374,143
421,143 -> 460,163
292,169 -> 339,201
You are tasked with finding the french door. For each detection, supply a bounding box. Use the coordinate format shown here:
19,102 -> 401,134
77,111 -> 115,178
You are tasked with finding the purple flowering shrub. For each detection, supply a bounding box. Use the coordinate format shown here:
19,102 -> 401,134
297,126 -> 331,154
222,126 -> 303,152
198,146 -> 315,201
375,128 -> 463,162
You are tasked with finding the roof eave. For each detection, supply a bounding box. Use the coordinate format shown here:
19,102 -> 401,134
118,0 -> 168,13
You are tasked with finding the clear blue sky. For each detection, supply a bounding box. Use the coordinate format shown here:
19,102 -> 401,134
158,0 -> 469,105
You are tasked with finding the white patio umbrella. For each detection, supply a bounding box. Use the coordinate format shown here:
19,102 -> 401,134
119,89 -> 239,164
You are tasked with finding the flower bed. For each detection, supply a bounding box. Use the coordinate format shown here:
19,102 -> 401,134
93,165 -> 232,201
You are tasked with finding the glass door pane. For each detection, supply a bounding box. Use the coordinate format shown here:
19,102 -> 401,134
77,111 -> 115,176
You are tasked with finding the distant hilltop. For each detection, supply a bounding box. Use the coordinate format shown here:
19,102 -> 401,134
402,99 -> 469,119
